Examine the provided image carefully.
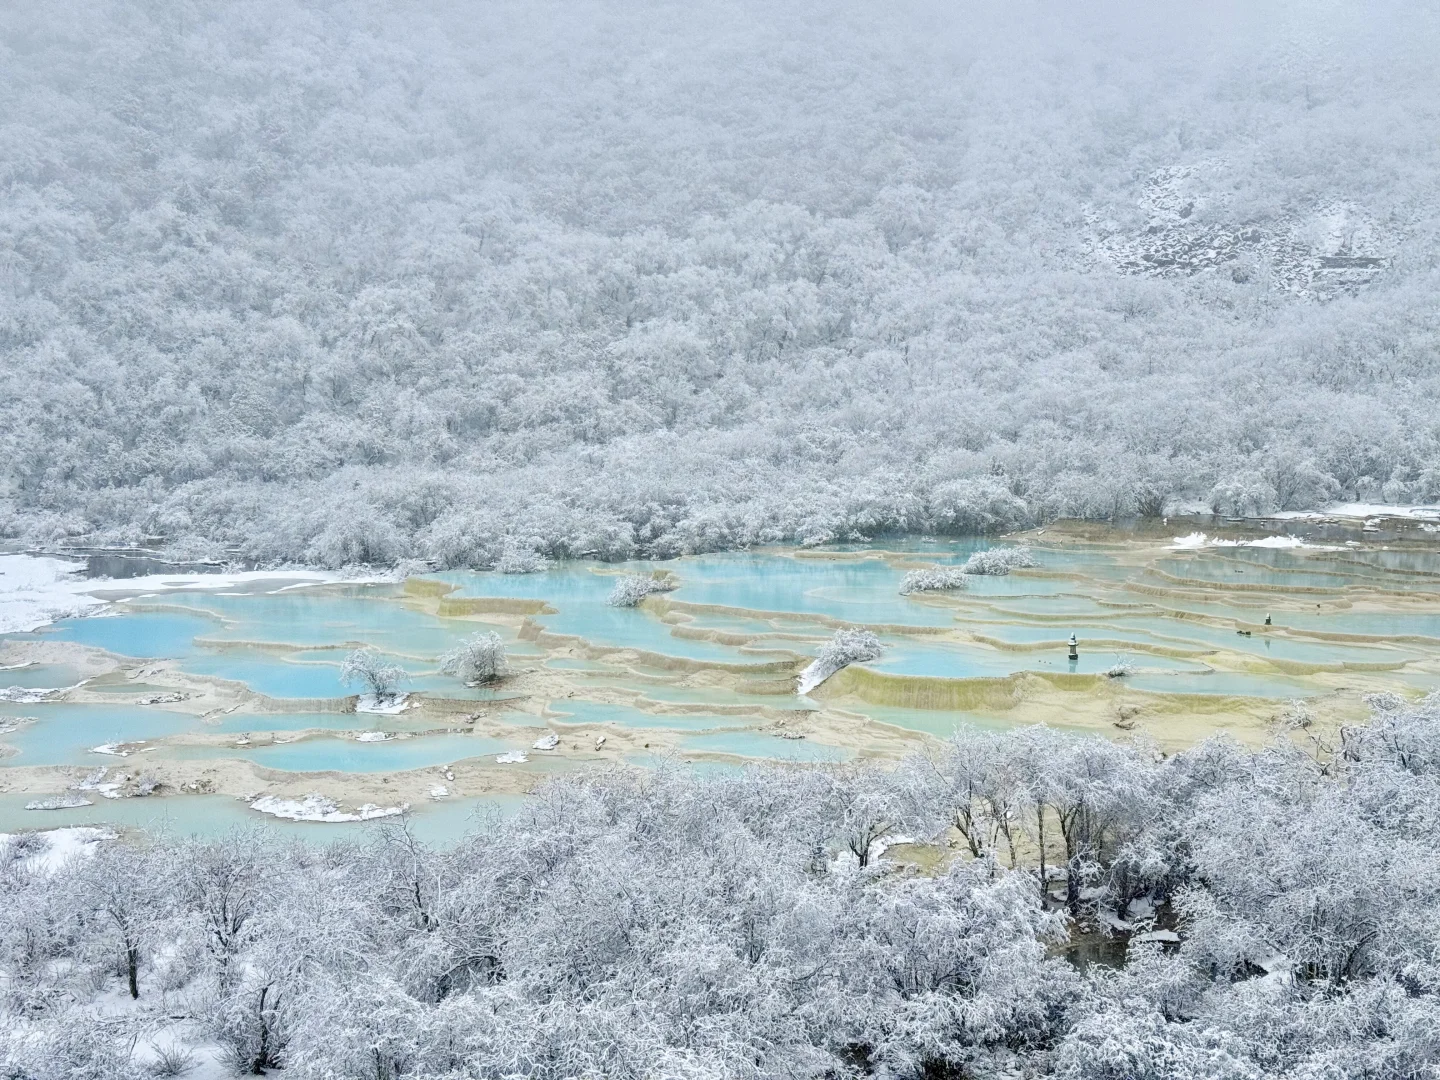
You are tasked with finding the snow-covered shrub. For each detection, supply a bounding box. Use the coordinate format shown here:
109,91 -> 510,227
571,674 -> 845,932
1278,698 -> 1314,731
1209,472 -> 1278,517
212,980 -> 291,1075
340,648 -> 407,701
9,691 -> 1440,1079
799,628 -> 885,693
899,566 -> 969,595
494,546 -> 550,574
1106,654 -> 1135,678
818,628 -> 884,669
391,559 -> 437,585
0,1019 -> 141,1080
926,478 -> 1031,535
606,574 -> 676,607
149,1043 -> 197,1077
962,545 -> 1039,575
439,632 -> 508,685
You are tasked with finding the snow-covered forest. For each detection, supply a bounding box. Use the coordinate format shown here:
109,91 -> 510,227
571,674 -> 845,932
3,0 -> 1440,565
4,693 -> 1438,1078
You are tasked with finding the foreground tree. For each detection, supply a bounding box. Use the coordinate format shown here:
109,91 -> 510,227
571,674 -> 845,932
3,696 -> 1440,1077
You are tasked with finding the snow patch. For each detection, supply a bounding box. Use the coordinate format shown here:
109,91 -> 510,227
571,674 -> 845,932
25,794 -> 94,810
532,732 -> 560,750
796,661 -> 832,695
0,554 -> 99,634
1171,532 -> 1211,549
797,628 -> 884,694
353,730 -> 395,742
1271,502 -> 1440,522
0,553 -> 385,637
249,794 -> 407,822
0,684 -> 74,704
73,766 -> 124,799
1171,532 -> 1331,551
496,750 -> 528,764
0,826 -> 114,873
356,692 -> 410,714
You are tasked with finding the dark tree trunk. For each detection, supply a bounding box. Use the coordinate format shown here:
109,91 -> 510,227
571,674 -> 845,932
1036,804 -> 1048,905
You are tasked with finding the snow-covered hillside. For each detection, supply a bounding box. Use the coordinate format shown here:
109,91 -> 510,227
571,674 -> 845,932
2,0 -> 1438,567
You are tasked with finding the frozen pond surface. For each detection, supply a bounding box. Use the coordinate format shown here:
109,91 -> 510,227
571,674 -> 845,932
5,530 -> 1440,838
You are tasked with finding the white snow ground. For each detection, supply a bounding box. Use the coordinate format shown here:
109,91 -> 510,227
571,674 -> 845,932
0,826 -> 113,873
249,793 -> 407,822
1171,532 -> 1335,550
0,552 -> 386,636
796,659 -> 837,695
1270,503 -> 1440,522
356,693 -> 412,714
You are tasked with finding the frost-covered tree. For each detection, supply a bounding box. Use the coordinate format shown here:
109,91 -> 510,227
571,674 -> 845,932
962,546 -> 1039,576
493,546 -> 550,574
66,845 -> 163,1000
606,574 -> 675,607
898,565 -> 969,595
0,0 -> 1437,562
340,648 -> 407,701
817,628 -> 884,670
903,728 -> 1028,865
1208,473 -> 1278,518
4,696 -> 1440,1076
438,632 -> 508,685
798,627 -> 885,692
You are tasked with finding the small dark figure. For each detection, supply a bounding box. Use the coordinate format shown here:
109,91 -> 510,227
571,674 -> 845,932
1068,634 -> 1079,661
1265,614 -> 1272,626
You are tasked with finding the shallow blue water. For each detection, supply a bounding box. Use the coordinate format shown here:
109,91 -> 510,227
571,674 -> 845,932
678,731 -> 849,762
157,586 -> 460,653
0,791 -> 524,844
209,711 -> 378,734
1,704 -> 198,765
44,611 -> 220,658
1124,671 -> 1322,698
3,539 -> 1440,804
866,634 -> 1213,679
0,663 -> 86,689
163,733 -> 520,773
440,564 -> 779,661
544,699 -> 746,731
182,651 -> 350,698
669,552 -> 956,626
